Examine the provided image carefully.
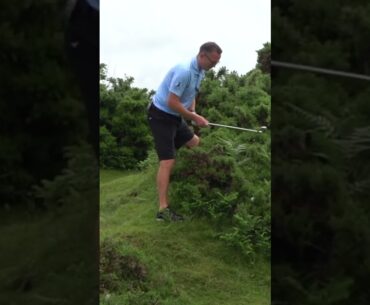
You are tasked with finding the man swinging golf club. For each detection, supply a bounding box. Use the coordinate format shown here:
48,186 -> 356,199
147,42 -> 222,221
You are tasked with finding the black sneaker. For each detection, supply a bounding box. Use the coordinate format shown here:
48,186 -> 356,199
156,208 -> 184,222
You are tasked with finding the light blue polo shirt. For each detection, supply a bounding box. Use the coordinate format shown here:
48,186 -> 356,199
153,57 -> 205,116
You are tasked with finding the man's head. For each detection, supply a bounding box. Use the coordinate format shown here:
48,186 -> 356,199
197,42 -> 222,71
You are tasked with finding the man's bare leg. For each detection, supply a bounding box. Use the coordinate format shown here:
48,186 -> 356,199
157,159 -> 175,210
185,134 -> 200,148
156,135 -> 199,211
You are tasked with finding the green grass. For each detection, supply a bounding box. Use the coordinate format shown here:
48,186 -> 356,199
100,169 -> 270,305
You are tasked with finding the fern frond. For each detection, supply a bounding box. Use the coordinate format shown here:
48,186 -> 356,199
350,179 -> 370,194
285,103 -> 335,137
336,126 -> 370,158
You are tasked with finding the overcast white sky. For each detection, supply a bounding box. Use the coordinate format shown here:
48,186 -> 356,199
101,0 -> 270,91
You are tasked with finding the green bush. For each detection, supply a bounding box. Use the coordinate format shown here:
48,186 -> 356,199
170,141 -> 245,219
100,70 -> 153,169
100,239 -> 148,294
170,131 -> 271,259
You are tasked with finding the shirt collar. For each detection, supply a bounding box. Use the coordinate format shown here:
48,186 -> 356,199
191,56 -> 203,75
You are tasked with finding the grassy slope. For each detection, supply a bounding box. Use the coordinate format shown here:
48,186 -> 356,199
100,169 -> 270,305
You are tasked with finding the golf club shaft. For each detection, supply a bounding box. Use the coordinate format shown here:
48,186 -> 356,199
208,122 -> 261,133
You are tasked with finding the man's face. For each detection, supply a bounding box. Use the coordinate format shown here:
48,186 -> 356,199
201,51 -> 221,70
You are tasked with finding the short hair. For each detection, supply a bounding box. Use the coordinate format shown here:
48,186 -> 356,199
199,42 -> 222,54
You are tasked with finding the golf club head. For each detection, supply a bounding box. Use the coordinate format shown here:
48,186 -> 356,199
259,126 -> 268,133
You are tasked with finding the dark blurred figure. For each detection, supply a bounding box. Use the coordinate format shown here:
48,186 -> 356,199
65,0 -> 99,156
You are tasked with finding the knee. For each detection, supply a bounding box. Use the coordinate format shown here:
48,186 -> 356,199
186,135 -> 200,149
159,159 -> 175,170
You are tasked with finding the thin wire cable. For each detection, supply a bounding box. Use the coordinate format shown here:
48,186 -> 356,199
271,60 -> 370,81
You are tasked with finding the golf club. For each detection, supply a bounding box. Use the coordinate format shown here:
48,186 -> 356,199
208,122 -> 267,133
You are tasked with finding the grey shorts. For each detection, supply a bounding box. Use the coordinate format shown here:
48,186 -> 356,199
147,103 -> 194,160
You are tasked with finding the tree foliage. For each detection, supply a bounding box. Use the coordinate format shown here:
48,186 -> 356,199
99,65 -> 153,169
256,42 -> 271,74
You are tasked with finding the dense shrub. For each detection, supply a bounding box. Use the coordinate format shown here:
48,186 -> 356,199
100,66 -> 153,169
170,145 -> 244,219
170,128 -> 271,259
100,239 -> 148,294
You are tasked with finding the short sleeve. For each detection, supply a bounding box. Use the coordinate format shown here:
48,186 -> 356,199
169,69 -> 191,97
